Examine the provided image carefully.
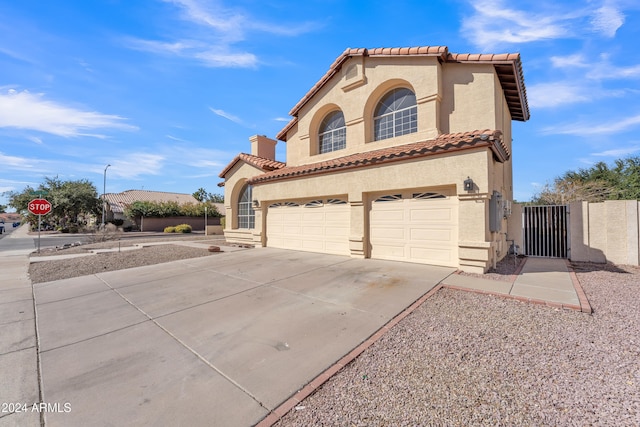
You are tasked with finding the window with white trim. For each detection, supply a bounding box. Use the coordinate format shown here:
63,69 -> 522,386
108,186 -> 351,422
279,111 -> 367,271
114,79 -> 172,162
238,184 -> 255,229
319,110 -> 346,154
374,88 -> 417,141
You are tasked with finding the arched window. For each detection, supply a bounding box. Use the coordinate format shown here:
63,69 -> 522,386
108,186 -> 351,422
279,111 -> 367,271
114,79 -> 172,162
318,110 -> 346,154
374,88 -> 417,141
237,184 -> 255,229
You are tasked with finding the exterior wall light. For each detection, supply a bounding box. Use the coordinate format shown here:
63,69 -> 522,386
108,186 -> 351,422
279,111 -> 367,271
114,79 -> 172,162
252,199 -> 260,208
464,177 -> 474,192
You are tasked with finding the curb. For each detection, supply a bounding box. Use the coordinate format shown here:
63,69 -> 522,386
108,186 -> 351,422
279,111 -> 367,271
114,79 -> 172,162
565,260 -> 593,314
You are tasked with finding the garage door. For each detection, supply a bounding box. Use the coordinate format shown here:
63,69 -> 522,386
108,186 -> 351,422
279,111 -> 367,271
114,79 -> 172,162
370,191 -> 458,267
267,198 -> 350,255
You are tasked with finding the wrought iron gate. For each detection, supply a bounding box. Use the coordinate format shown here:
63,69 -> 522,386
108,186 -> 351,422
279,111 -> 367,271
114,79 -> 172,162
523,205 -> 569,258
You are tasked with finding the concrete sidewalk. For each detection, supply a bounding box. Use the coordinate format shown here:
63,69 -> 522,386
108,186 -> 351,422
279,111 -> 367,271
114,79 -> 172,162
443,257 -> 592,313
0,225 -> 41,427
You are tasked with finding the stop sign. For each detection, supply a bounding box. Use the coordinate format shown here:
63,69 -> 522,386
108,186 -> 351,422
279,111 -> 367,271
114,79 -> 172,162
28,198 -> 52,215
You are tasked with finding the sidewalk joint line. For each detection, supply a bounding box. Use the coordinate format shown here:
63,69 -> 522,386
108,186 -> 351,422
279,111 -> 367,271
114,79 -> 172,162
95,275 -> 271,412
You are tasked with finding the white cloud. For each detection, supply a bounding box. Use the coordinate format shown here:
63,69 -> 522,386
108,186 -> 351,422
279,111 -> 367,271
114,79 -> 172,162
462,0 -> 571,49
527,82 -> 592,108
0,89 -> 137,138
209,107 -> 242,124
127,0 -> 317,68
109,154 -> 166,179
166,134 -> 191,143
542,114 -> 640,136
590,4 -> 625,37
0,152 -> 37,170
274,117 -> 290,122
194,50 -> 257,68
586,54 -> 640,80
550,53 -> 589,69
591,146 -> 640,157
462,0 -> 628,49
28,136 -> 43,144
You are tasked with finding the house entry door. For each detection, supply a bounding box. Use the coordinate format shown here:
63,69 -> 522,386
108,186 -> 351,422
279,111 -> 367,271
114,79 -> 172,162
522,205 -> 569,258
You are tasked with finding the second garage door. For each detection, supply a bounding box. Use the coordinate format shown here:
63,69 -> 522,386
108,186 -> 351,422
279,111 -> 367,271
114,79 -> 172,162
370,191 -> 458,267
267,198 -> 350,255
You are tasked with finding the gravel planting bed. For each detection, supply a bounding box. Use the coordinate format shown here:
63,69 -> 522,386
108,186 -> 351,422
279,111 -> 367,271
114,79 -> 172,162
29,244 -> 218,283
276,262 -> 640,426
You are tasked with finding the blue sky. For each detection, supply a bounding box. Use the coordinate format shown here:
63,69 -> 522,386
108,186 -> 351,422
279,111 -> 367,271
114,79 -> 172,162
1,0 -> 639,209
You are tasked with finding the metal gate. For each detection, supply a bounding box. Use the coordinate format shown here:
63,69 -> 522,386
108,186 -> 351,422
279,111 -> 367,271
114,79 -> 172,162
523,205 -> 569,258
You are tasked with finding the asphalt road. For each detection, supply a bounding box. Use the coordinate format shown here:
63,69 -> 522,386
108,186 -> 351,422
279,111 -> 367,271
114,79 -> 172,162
0,226 -> 89,252
0,223 -> 19,239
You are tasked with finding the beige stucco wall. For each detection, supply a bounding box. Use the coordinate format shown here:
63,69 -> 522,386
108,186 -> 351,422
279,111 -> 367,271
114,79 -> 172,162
571,200 -> 640,265
284,56 -> 510,169
511,200 -> 640,266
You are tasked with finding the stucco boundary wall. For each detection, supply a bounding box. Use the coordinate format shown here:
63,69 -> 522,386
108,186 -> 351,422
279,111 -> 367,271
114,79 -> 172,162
137,216 -> 221,232
508,201 -> 640,266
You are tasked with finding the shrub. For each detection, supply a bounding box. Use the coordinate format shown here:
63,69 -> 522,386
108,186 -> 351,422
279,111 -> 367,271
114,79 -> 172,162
164,226 -> 176,233
174,224 -> 192,233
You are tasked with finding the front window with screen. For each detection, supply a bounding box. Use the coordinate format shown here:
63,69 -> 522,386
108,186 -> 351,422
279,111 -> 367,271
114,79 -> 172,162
237,184 -> 255,229
319,110 -> 346,154
374,88 -> 417,141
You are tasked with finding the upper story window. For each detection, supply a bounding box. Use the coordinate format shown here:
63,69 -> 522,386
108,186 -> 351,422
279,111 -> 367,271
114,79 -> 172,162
237,184 -> 255,229
318,110 -> 346,154
374,88 -> 417,141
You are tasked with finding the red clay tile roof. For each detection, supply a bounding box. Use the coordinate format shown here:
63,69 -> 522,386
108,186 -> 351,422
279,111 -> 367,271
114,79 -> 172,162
276,46 -> 529,141
249,130 -> 507,185
218,153 -> 286,178
103,190 -> 199,214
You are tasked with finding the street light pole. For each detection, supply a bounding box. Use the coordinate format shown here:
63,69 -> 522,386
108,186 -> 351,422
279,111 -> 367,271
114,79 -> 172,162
102,164 -> 111,228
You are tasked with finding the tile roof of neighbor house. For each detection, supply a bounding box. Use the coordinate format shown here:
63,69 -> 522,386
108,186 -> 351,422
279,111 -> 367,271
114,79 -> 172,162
249,129 -> 507,185
103,190 -> 199,214
276,46 -> 529,141
218,152 -> 287,179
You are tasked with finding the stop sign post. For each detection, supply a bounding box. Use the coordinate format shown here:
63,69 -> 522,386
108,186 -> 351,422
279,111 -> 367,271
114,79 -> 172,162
28,198 -> 52,253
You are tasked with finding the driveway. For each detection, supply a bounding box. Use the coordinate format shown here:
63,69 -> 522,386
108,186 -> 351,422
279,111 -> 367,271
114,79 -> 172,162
33,248 -> 454,426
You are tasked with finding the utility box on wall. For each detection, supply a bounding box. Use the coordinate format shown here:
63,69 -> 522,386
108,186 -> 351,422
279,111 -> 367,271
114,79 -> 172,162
489,191 -> 503,232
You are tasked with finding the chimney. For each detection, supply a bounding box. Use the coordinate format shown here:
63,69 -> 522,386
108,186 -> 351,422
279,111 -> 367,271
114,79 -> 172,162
249,135 -> 277,160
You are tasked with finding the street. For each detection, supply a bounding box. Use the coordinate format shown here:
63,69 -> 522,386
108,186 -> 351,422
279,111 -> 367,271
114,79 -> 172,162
0,225 -> 89,252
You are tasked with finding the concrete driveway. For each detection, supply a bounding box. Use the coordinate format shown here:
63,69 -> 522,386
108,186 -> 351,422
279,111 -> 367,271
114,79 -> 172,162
33,247 -> 455,426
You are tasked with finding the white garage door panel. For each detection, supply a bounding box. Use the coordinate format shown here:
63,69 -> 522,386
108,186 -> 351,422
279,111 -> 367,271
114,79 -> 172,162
370,194 -> 458,267
374,244 -> 406,258
410,247 -> 453,262
409,227 -> 453,241
410,207 -> 452,221
267,201 -> 349,256
371,227 -> 405,240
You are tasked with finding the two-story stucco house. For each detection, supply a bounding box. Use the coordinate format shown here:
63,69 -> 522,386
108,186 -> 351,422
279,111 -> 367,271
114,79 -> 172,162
219,46 -> 529,273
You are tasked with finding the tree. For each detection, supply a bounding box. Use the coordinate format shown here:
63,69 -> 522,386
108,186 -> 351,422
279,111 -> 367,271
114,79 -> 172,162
193,188 -> 224,203
6,177 -> 101,230
0,204 -> 6,213
532,156 -> 640,204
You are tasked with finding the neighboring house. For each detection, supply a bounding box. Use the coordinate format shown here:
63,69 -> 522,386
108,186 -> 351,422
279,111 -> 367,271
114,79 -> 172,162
219,46 -> 529,273
103,190 -> 225,221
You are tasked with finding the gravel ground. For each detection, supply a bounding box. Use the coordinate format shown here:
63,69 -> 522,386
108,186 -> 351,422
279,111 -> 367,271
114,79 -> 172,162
276,262 -> 640,426
28,243 -> 220,283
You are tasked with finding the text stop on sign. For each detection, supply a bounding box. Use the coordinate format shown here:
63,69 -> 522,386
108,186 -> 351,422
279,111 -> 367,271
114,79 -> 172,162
28,198 -> 52,215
